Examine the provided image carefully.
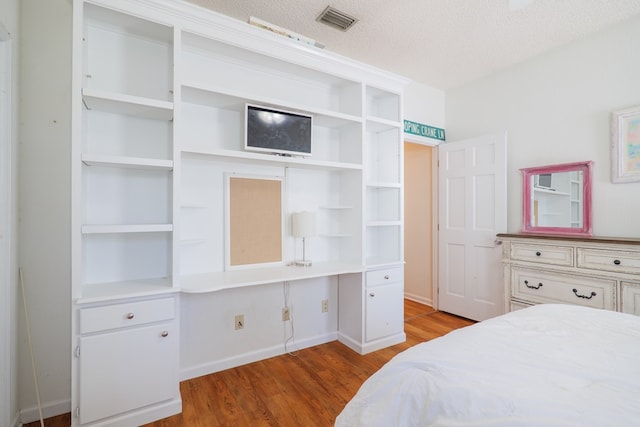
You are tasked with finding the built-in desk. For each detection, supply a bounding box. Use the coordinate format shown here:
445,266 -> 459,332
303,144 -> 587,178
179,262 -> 364,293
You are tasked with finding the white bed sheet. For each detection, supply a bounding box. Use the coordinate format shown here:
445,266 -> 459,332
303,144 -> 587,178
336,304 -> 640,426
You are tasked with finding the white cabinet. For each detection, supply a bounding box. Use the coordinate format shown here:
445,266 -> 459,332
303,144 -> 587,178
76,297 -> 180,425
71,0 -> 408,423
339,265 -> 405,355
499,234 -> 640,315
72,2 -> 180,425
365,267 -> 404,342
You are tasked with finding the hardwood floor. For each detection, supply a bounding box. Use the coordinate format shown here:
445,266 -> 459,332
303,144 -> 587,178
24,300 -> 473,427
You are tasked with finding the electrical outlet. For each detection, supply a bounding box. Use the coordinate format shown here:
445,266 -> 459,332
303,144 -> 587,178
321,299 -> 329,313
282,307 -> 291,321
235,314 -> 244,330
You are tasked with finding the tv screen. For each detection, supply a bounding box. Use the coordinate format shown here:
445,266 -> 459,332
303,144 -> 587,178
537,173 -> 552,188
245,104 -> 312,157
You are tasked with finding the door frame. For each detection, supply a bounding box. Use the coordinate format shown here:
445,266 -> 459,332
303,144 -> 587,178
0,22 -> 14,427
403,135 -> 441,309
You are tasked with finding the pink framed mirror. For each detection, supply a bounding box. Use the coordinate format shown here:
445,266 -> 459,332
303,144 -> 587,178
521,161 -> 593,236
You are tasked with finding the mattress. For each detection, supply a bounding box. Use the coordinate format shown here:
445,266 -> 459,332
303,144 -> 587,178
336,304 -> 640,426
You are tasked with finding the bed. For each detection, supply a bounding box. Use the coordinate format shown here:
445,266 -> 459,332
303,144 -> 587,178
336,304 -> 640,426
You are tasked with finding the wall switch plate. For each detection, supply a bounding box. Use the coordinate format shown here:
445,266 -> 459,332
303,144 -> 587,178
282,307 -> 291,321
235,314 -> 244,330
321,299 -> 329,313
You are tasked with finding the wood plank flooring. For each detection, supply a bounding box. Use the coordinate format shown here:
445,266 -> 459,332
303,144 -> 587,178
24,300 -> 474,427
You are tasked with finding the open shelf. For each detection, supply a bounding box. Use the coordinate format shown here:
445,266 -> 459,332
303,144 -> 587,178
76,278 -> 176,305
181,148 -> 362,172
182,30 -> 363,117
82,88 -> 173,120
180,83 -> 363,167
82,224 -> 173,234
82,153 -> 173,170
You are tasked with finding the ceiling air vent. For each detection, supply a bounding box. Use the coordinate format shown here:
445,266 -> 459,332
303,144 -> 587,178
316,6 -> 358,31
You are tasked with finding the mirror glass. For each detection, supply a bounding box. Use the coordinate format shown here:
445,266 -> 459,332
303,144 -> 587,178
521,161 -> 593,236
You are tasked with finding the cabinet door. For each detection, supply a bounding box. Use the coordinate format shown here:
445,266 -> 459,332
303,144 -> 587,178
621,281 -> 640,316
79,323 -> 178,424
366,282 -> 404,342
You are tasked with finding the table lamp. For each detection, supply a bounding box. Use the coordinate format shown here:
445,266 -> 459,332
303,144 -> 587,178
292,211 -> 316,266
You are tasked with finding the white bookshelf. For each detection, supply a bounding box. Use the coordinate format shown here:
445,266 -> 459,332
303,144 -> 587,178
71,0 -> 408,424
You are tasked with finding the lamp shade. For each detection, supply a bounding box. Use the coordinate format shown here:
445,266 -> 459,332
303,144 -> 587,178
291,211 -> 316,238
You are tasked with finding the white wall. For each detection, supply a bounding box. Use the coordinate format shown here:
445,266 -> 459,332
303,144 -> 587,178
0,0 -> 19,424
404,81 -> 445,129
446,14 -> 640,237
18,0 -> 72,420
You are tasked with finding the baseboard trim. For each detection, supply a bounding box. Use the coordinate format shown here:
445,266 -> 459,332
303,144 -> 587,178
337,331 -> 406,355
404,293 -> 432,306
87,397 -> 181,427
12,411 -> 21,427
180,332 -> 337,381
20,398 -> 70,424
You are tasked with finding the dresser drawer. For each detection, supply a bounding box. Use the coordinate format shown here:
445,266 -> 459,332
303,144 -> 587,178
577,248 -> 640,275
366,266 -> 403,287
512,268 -> 615,310
80,297 -> 175,334
510,243 -> 574,266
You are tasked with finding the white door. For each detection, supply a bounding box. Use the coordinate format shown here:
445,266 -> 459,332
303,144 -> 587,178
438,133 -> 507,321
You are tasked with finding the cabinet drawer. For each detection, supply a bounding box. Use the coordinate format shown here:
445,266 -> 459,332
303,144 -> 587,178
620,282 -> 640,316
512,268 -> 615,310
510,243 -> 574,266
577,248 -> 640,275
366,266 -> 403,287
80,297 -> 175,334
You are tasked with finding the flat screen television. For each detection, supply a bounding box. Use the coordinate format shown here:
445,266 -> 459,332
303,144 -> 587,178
537,173 -> 552,189
245,104 -> 312,157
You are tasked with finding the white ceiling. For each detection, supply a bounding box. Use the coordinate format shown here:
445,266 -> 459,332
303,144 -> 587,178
184,0 -> 640,90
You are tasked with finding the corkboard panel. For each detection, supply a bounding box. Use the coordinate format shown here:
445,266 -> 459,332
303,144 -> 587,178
229,176 -> 282,266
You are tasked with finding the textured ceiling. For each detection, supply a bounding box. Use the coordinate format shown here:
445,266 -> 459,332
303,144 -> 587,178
185,0 -> 640,89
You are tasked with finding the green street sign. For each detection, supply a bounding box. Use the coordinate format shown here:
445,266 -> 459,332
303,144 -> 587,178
404,120 -> 445,141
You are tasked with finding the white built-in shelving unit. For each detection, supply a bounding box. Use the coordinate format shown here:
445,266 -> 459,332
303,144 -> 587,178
71,0 -> 408,425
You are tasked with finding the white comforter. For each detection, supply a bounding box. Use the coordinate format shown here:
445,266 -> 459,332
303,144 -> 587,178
336,304 -> 640,426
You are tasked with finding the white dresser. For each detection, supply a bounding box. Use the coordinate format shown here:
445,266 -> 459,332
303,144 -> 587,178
498,234 -> 640,315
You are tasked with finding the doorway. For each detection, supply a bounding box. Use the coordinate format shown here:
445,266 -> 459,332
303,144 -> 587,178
404,142 -> 434,305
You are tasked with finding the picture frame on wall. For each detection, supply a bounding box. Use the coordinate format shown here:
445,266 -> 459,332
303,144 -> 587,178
611,104 -> 640,183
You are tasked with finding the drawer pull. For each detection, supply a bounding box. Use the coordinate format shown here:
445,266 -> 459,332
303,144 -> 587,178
524,280 -> 543,290
384,275 -> 390,280
125,313 -> 135,320
161,331 -> 169,338
573,288 -> 596,299
613,259 -> 621,265
369,292 -> 376,297
535,251 -> 541,256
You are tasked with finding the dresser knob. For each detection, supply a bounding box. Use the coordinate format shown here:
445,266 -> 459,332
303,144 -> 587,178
384,275 -> 390,280
535,251 -> 541,256
161,331 -> 169,337
369,292 -> 375,297
125,312 -> 135,320
613,259 -> 621,265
